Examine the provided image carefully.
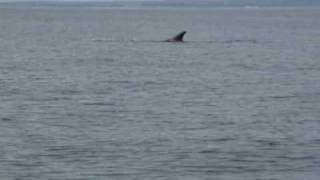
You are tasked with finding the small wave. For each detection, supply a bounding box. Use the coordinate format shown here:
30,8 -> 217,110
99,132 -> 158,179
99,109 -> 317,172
199,149 -> 220,154
81,102 -> 116,106
243,6 -> 260,9
92,39 -> 259,44
1,117 -> 12,121
223,39 -> 258,44
269,95 -> 297,99
92,39 -> 162,43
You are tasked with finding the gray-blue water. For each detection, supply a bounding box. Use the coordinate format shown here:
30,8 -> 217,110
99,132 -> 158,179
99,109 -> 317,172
0,6 -> 320,180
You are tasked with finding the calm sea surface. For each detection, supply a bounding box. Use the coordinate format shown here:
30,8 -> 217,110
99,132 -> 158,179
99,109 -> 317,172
0,5 -> 320,180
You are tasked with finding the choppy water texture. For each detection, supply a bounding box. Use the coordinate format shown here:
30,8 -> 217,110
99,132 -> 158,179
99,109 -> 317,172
0,6 -> 320,180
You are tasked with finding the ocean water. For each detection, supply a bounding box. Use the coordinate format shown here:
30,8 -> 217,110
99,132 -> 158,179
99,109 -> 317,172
0,5 -> 320,180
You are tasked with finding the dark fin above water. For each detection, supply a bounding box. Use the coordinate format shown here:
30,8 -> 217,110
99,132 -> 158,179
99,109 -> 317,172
166,31 -> 187,42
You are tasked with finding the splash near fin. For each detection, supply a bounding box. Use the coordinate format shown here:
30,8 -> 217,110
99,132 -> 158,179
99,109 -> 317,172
166,31 -> 186,42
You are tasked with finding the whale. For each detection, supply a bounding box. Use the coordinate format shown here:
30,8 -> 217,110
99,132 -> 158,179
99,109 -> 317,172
165,31 -> 186,42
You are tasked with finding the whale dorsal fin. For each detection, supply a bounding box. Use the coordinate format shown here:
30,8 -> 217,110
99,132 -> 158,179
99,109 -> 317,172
166,31 -> 187,42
